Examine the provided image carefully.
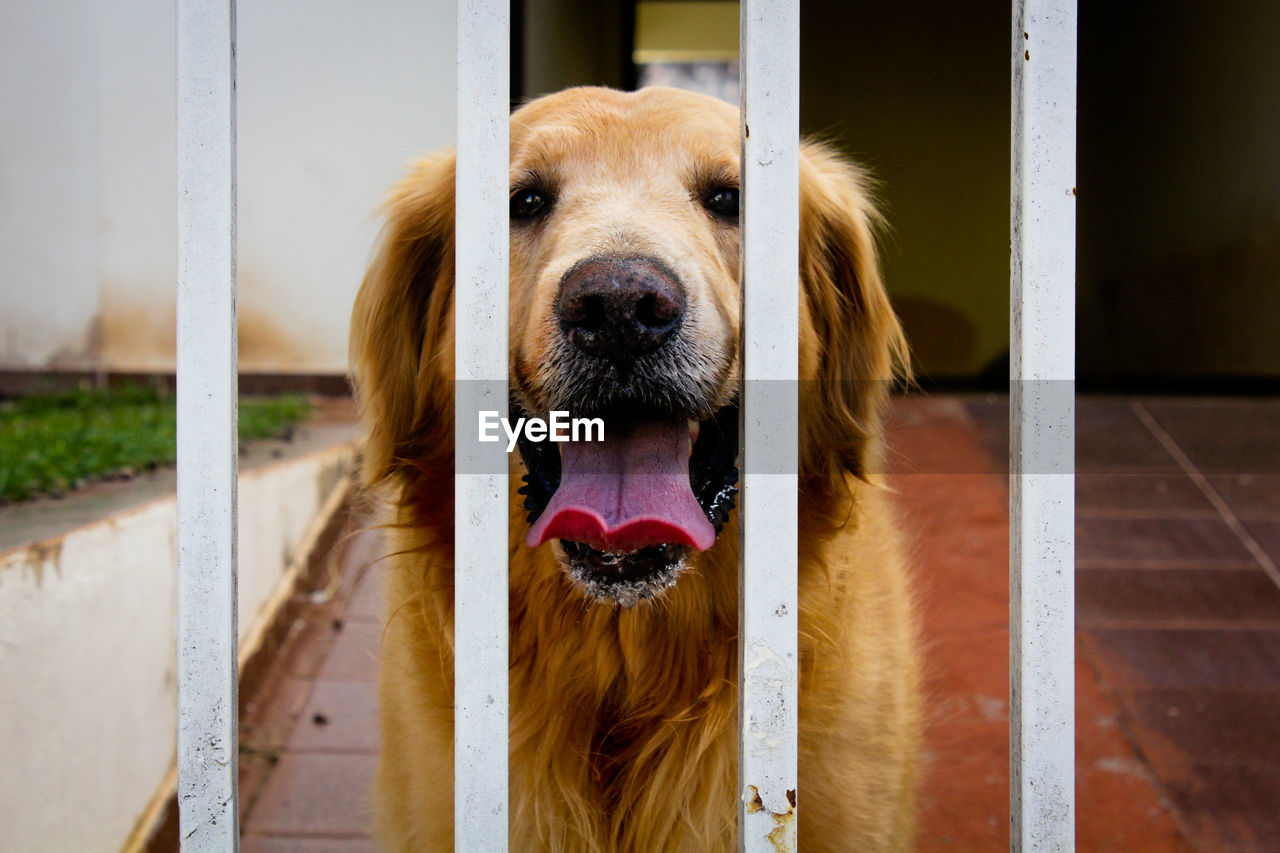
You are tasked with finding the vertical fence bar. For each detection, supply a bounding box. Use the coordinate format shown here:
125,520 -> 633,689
176,0 -> 239,848
454,0 -> 510,849
738,0 -> 800,849
1010,0 -> 1077,849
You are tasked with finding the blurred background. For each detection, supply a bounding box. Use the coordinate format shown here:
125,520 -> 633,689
4,0 -> 1279,384
1,1 -> 1277,851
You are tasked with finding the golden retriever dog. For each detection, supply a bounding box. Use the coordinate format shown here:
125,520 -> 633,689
350,86 -> 918,851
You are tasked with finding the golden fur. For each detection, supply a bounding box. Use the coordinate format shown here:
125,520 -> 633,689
350,86 -> 919,851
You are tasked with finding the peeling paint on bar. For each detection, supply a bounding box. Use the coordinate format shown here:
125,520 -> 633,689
738,0 -> 800,850
1010,0 -> 1077,850
454,0 -> 511,850
743,784 -> 797,852
176,0 -> 240,849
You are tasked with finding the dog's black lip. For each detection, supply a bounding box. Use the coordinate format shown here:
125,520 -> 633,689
559,540 -> 688,581
558,541 -> 689,607
686,402 -> 740,531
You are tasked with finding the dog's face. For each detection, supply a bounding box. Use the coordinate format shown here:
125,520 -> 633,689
506,88 -> 743,605
351,86 -> 907,608
508,88 -> 742,419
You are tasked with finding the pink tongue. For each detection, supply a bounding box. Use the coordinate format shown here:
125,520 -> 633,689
525,419 -> 716,552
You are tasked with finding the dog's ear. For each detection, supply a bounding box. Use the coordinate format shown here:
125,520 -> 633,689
797,142 -> 910,506
349,152 -> 457,488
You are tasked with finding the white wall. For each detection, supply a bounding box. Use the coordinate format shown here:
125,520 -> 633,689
1,0 -> 457,374
0,1 -> 102,367
0,443 -> 354,853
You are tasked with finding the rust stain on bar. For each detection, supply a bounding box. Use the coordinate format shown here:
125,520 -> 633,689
743,784 -> 797,851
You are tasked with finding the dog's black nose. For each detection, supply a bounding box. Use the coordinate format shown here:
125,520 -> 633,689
557,256 -> 685,363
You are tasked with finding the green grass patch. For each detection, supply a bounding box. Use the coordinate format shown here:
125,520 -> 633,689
0,386 -> 309,503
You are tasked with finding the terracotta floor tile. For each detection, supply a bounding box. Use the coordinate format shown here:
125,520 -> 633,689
885,397 -> 998,475
1077,398 -> 1180,473
891,400 -> 1013,849
1160,764 -> 1280,850
1077,568 -> 1280,627
1241,518 -> 1280,568
891,396 -> 1189,849
909,510 -> 1009,636
315,621 -> 382,682
917,571 -> 1009,637
1145,400 -> 1280,476
1077,516 -> 1255,565
246,753 -> 376,837
287,679 -> 380,753
241,838 -> 375,853
332,526 -> 385,588
917,748 -> 1007,849
959,395 -> 1009,439
955,396 -> 1010,475
1084,629 -> 1280,690
304,527 -> 380,621
1075,649 -> 1193,852
923,625 -> 1009,701
242,674 -> 313,752
1076,473 -> 1214,515
918,684 -> 1009,850
344,566 -> 385,624
1122,688 -> 1280,769
239,750 -> 283,822
279,615 -> 337,679
1208,474 -> 1280,519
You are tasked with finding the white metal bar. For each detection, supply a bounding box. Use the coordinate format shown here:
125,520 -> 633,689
454,0 -> 510,849
176,0 -> 239,849
1010,0 -> 1077,850
738,0 -> 800,849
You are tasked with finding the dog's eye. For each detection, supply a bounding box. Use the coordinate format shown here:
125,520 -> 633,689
704,187 -> 739,218
511,188 -> 551,220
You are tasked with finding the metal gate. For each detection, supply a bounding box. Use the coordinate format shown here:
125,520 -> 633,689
174,1 -> 1076,849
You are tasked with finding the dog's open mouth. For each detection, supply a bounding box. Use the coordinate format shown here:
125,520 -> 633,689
516,402 -> 738,607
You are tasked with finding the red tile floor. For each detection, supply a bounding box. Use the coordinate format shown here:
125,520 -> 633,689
237,527 -> 385,853
236,394 -> 1280,851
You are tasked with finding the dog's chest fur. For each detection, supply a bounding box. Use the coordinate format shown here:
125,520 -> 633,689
504,535 -> 742,850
